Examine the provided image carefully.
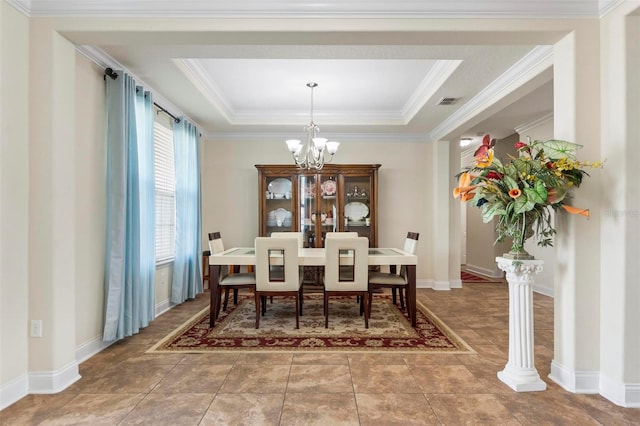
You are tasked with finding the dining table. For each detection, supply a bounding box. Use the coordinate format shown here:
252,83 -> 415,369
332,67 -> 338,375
208,247 -> 418,327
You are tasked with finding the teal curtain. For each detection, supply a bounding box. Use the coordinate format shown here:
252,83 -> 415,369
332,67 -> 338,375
103,71 -> 156,341
171,118 -> 203,303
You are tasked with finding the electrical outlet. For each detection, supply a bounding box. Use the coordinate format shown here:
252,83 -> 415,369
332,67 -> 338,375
30,320 -> 42,338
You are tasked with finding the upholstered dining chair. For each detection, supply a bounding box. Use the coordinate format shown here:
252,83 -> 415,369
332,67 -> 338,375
254,236 -> 303,329
324,231 -> 358,240
325,231 -> 360,281
324,236 -> 370,328
270,231 -> 304,248
268,232 -> 303,302
368,231 -> 419,315
208,232 -> 256,314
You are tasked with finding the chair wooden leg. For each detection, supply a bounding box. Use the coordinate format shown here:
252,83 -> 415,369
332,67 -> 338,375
391,288 -> 397,305
294,294 -> 300,329
254,293 -> 260,329
299,287 -> 304,316
398,288 -> 405,310
324,293 -> 329,328
223,288 -> 230,311
363,292 -> 369,329
233,289 -> 238,305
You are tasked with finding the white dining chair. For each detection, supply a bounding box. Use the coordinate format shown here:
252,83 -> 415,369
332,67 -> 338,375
254,236 -> 303,329
368,231 -> 419,315
324,236 -> 370,328
209,232 -> 256,315
270,231 -> 304,248
325,231 -> 358,240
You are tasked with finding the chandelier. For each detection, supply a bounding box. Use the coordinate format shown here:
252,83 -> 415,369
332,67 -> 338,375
285,82 -> 339,170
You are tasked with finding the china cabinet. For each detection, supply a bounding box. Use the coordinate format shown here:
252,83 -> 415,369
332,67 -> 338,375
256,164 -> 380,248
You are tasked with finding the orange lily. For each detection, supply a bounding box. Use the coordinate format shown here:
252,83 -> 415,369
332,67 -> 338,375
508,188 -> 522,199
561,205 -> 590,218
460,191 -> 476,201
453,172 -> 477,200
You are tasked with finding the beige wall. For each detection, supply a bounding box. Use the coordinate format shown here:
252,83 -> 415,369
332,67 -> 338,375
74,54 -> 107,351
598,1 -> 640,403
0,1 -> 30,402
202,138 -> 434,281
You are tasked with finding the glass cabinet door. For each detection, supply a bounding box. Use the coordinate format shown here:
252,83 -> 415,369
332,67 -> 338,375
299,173 -> 338,247
343,174 -> 372,242
264,176 -> 294,236
298,174 -> 316,247
316,174 -> 338,246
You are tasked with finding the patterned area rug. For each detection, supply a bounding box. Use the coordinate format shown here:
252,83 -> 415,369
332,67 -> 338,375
147,294 -> 474,353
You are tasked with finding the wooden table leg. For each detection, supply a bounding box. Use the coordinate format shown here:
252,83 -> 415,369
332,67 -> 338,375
407,265 -> 416,327
209,264 -> 221,327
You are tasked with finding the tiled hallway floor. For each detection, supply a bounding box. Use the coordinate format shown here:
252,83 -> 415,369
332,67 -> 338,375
3,282 -> 638,425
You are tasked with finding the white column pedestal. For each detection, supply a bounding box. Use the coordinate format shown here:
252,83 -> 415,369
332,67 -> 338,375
496,257 -> 546,392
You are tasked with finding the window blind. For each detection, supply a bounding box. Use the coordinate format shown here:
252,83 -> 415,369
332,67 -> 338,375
154,121 -> 175,262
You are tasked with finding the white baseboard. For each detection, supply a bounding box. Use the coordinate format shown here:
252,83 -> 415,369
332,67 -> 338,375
464,263 -> 503,279
416,279 -> 459,290
28,360 -> 81,394
600,374 -> 640,408
416,279 -> 432,289
155,299 -> 174,317
432,280 -> 452,291
75,335 -> 114,364
549,360 -> 599,394
533,284 -> 554,297
0,373 -> 29,410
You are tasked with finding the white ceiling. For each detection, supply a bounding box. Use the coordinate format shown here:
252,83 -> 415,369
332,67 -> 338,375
12,0 -> 620,145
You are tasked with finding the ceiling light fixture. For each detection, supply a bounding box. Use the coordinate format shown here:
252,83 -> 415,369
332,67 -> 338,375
286,82 -> 339,170
460,137 -> 474,147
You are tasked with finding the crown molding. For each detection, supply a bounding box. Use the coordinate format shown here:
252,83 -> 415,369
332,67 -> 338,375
6,0 -> 30,16
598,0 -> 625,17
428,45 -> 553,143
205,131 -> 431,143
178,58 -> 436,127
514,111 -> 553,136
177,59 -> 235,124
10,0 -> 609,18
76,45 -> 201,130
401,60 -> 462,122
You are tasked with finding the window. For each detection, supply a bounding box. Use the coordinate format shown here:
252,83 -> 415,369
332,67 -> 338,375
154,120 -> 175,262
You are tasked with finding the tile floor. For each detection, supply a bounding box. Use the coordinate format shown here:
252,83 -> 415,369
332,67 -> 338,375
2,282 -> 639,425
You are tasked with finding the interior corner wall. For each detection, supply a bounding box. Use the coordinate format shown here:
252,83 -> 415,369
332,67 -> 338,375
73,52 -> 109,360
598,0 -> 640,407
0,1 -> 30,409
551,21 -> 603,395
28,22 -> 80,390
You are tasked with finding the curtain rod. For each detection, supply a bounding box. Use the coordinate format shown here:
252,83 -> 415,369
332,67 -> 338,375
104,67 -> 180,123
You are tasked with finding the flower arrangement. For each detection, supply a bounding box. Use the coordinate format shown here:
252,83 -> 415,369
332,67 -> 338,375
454,135 -> 602,259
